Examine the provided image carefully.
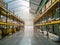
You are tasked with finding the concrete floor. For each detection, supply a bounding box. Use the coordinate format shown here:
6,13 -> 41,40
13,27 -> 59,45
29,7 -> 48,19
0,30 -> 60,45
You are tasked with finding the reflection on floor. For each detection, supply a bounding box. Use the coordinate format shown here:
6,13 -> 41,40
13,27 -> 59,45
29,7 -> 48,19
0,30 -> 60,45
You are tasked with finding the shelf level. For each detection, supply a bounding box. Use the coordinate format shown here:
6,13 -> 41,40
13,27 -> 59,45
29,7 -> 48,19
34,0 -> 59,23
0,4 -> 23,23
35,20 -> 60,26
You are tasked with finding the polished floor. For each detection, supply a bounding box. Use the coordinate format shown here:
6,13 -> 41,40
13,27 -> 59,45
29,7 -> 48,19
0,30 -> 60,45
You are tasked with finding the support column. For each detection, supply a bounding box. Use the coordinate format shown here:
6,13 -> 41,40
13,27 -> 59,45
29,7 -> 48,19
46,25 -> 49,38
57,2 -> 60,41
12,19 -> 14,33
0,11 -> 1,18
6,13 -> 8,36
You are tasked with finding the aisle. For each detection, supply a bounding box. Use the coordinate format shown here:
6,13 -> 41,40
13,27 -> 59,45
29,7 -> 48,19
0,30 -> 60,45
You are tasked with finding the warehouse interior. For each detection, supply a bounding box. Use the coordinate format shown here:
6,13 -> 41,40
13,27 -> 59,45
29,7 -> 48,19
0,0 -> 60,45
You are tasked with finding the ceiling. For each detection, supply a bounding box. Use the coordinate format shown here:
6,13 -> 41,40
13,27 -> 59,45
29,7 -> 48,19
3,0 -> 42,14
30,0 -> 42,14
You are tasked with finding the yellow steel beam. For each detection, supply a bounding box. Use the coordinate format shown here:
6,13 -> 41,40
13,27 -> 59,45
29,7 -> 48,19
0,11 -> 7,17
0,4 -> 9,13
34,24 -> 41,26
0,22 -> 6,25
0,21 -> 20,26
35,20 -> 60,26
10,15 -> 19,21
1,11 -> 6,15
6,22 -> 19,26
50,20 -> 60,24
11,15 -> 24,23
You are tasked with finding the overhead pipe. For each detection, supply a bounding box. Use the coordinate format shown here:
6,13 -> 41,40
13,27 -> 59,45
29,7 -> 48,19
35,0 -> 48,14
